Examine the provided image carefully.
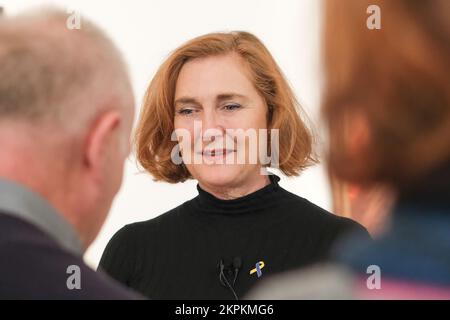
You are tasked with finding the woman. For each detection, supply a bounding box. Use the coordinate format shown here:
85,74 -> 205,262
99,31 -> 369,299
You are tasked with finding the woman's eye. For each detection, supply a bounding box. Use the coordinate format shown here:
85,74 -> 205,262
177,108 -> 196,116
223,104 -> 242,111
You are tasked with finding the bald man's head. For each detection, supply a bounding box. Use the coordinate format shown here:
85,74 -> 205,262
0,8 -> 135,249
0,8 -> 134,132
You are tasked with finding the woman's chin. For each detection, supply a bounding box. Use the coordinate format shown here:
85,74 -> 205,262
193,165 -> 246,189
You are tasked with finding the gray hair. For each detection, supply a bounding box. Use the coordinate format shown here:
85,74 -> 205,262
0,8 -> 133,132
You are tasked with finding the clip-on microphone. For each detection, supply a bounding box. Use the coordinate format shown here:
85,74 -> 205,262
218,257 -> 242,300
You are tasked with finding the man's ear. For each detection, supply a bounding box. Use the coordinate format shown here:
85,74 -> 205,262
83,110 -> 122,178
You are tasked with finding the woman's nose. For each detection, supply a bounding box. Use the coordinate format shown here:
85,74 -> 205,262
201,110 -> 225,140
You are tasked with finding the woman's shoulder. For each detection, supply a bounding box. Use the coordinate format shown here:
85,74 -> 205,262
99,200 -> 193,273
115,199 -> 193,237
278,187 -> 369,238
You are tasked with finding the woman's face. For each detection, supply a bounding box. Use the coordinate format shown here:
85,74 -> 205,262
174,52 -> 268,190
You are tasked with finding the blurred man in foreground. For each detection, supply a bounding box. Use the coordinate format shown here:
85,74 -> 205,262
0,8 -> 140,299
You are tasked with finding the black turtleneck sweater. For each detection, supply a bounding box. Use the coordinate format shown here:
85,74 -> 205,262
99,175 -> 369,300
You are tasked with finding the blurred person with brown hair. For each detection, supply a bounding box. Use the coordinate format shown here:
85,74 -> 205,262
248,0 -> 450,299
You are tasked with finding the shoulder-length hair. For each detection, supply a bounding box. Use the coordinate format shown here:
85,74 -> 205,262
135,31 -> 317,183
322,0 -> 450,188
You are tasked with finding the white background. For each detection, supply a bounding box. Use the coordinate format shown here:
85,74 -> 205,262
1,0 -> 329,268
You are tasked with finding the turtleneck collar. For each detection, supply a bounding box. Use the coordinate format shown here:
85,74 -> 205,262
193,174 -> 282,215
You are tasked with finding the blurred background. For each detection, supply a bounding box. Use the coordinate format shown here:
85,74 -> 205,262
1,0 -> 376,268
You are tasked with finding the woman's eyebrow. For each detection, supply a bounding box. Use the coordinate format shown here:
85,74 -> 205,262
174,97 -> 200,106
175,94 -> 247,106
216,93 -> 247,102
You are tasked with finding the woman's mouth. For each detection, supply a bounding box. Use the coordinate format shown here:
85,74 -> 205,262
200,149 -> 235,158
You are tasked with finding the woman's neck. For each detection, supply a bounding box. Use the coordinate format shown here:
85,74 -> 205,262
199,173 -> 271,200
